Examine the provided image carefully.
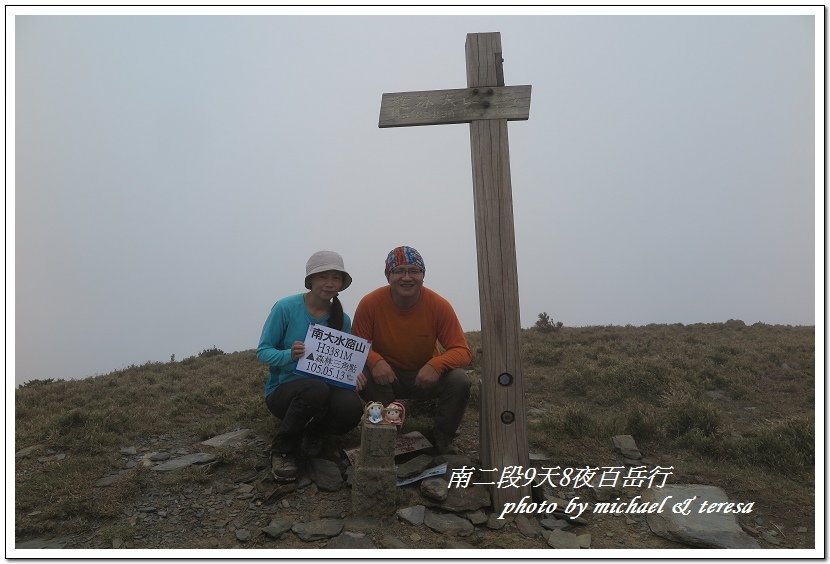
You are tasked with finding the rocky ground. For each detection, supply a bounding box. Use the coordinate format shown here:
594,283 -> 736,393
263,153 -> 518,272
16,426 -> 808,552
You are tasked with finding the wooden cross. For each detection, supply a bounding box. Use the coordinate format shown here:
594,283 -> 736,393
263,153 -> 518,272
379,32 -> 532,511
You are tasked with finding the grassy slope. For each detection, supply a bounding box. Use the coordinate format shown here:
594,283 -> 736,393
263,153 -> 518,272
15,322 -> 815,540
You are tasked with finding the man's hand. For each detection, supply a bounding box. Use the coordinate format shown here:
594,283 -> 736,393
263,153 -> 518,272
415,364 -> 440,389
290,340 -> 305,361
370,359 -> 397,385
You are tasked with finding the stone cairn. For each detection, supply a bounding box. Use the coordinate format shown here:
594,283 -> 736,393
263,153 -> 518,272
351,408 -> 400,517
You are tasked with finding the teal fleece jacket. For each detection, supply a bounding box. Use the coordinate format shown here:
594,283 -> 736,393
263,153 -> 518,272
256,293 -> 352,397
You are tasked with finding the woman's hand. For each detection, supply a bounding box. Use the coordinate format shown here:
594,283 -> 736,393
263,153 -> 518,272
290,341 -> 305,361
356,372 -> 367,392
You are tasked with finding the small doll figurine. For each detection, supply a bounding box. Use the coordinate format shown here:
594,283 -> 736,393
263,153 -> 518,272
364,401 -> 384,424
383,401 -> 406,428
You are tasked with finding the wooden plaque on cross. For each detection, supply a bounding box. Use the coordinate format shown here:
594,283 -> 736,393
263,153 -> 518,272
378,32 -> 532,510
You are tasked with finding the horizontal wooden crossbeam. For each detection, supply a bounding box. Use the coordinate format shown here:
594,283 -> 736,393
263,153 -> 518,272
379,85 -> 531,128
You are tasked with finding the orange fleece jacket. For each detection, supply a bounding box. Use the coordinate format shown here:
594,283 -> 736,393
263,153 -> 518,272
352,286 -> 472,374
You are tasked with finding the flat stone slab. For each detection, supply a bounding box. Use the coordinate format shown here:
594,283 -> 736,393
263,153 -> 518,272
423,510 -> 474,536
466,509 -> 487,525
421,477 -> 449,501
308,458 -> 344,492
201,429 -> 253,448
262,515 -> 293,539
539,517 -> 571,530
292,519 -> 344,541
643,485 -> 761,549
397,505 -> 426,526
151,452 -> 216,471
325,531 -> 376,549
515,514 -> 542,538
343,515 -> 385,532
440,483 -> 491,513
547,529 -> 581,549
397,454 -> 435,478
486,513 -> 512,530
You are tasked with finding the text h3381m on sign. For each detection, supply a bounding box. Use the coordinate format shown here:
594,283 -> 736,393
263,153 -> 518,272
295,324 -> 371,390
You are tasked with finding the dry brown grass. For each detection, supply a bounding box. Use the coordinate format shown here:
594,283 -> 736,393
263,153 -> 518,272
15,322 -> 815,544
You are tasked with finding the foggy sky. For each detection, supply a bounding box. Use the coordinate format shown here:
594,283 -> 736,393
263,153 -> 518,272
11,8 -> 819,385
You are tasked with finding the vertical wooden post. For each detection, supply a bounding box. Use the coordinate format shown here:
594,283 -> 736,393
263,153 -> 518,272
378,32 -> 532,512
465,32 -> 530,511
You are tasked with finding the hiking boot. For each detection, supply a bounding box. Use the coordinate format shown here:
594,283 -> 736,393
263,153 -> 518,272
434,432 -> 459,455
270,452 -> 299,482
301,432 -> 324,458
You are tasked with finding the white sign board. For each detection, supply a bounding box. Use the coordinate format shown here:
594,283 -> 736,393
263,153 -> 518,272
295,324 -> 371,390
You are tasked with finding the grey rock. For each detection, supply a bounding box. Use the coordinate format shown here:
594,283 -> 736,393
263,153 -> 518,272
397,454 -> 435,479
325,531 -> 376,549
236,470 -> 259,483
151,452 -> 216,471
421,477 -> 449,501
343,515 -> 384,532
16,536 -> 73,549
547,529 -> 581,549
201,429 -> 253,448
235,529 -> 250,542
440,484 -> 491,513
148,452 -> 171,461
761,531 -> 782,545
15,445 -> 43,459
119,446 -> 137,456
486,513 -> 512,530
590,486 -> 614,502
543,494 -> 569,508
515,514 -> 542,538
379,535 -> 408,549
424,510 -> 475,536
37,453 -> 66,463
262,515 -> 293,539
577,533 -> 591,548
307,458 -> 344,492
292,519 -> 344,541
611,435 -> 642,459
466,509 -> 488,525
397,505 -> 426,526
643,485 -> 761,549
434,454 -> 475,472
